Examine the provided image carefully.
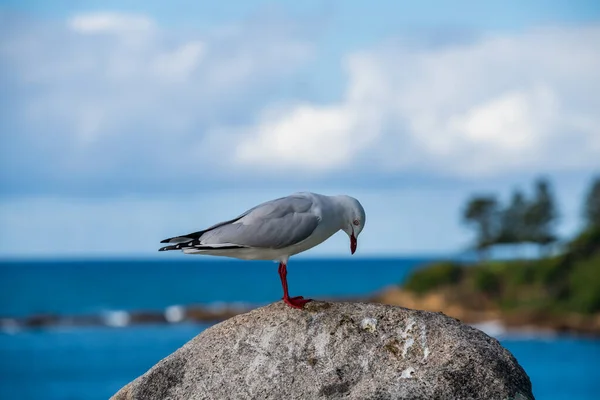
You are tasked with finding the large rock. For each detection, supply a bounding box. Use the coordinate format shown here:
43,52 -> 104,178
112,301 -> 534,400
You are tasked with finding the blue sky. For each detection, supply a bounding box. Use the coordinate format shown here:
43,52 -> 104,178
1,1 -> 599,258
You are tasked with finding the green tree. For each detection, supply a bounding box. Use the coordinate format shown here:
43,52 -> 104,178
463,196 -> 499,260
583,176 -> 600,229
525,178 -> 558,254
497,190 -> 528,246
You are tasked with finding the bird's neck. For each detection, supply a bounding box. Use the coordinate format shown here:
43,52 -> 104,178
328,195 -> 353,226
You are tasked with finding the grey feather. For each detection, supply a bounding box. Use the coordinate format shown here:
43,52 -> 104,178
197,195 -> 320,249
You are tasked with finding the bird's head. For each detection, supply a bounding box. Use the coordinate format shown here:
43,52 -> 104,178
337,195 -> 366,255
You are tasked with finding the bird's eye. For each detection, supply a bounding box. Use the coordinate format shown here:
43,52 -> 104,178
353,219 -> 360,226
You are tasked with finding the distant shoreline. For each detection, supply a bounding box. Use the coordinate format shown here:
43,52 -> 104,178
3,291 -> 599,338
369,286 -> 600,338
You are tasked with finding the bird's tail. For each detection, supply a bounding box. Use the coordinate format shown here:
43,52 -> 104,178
158,231 -> 206,251
158,240 -> 247,252
158,243 -> 187,252
158,240 -> 196,252
160,232 -> 203,244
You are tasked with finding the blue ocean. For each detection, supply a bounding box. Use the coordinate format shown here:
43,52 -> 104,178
1,258 -> 599,400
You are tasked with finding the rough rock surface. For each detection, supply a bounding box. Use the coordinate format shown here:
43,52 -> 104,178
112,301 -> 534,400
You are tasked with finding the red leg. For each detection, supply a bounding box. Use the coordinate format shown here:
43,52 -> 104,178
278,262 -> 311,309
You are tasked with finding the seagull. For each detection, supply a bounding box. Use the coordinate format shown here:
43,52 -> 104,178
158,192 -> 366,309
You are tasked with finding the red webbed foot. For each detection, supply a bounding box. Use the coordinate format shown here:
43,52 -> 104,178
283,296 -> 312,309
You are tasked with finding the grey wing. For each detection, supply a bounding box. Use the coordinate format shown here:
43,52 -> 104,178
198,195 -> 320,249
160,197 -> 286,244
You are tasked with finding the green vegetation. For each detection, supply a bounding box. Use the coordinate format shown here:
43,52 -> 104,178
405,175 -> 600,317
405,227 -> 600,315
403,262 -> 463,294
462,177 -> 558,259
583,177 -> 600,229
462,196 -> 499,258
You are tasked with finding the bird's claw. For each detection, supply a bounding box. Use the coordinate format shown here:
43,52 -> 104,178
283,296 -> 312,309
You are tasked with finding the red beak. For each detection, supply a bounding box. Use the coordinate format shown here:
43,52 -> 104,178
350,233 -> 357,255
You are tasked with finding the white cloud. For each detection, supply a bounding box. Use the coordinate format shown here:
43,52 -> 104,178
232,26 -> 600,177
236,105 -> 358,171
2,13 -> 599,195
152,41 -> 205,82
67,12 -> 155,34
0,11 -> 313,183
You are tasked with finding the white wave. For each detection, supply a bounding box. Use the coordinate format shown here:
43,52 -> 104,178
471,320 -> 559,341
102,310 -> 131,327
164,305 -> 186,323
471,320 -> 507,338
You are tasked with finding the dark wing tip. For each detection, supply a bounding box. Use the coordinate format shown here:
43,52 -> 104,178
159,244 -> 183,251
160,238 -> 172,243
